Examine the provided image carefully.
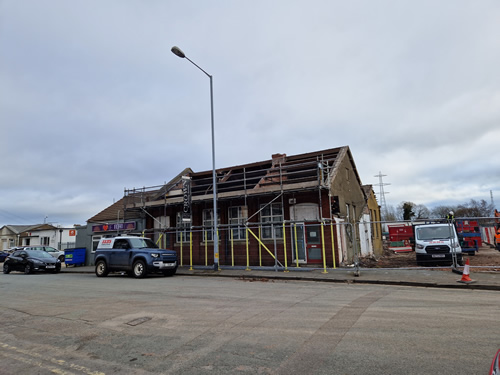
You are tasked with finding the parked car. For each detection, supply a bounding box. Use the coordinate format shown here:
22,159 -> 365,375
94,236 -> 178,278
3,249 -> 61,274
23,246 -> 65,262
0,251 -> 10,262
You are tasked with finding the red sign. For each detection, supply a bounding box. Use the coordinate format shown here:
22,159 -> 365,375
69,230 -> 76,236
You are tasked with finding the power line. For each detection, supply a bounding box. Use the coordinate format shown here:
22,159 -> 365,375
0,208 -> 33,224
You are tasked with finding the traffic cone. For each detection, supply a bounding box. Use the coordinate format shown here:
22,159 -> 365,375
458,258 -> 475,284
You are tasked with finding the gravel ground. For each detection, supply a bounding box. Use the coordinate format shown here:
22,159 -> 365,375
359,243 -> 500,270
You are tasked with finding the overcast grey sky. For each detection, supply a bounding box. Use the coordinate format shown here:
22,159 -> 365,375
1,0 -> 499,227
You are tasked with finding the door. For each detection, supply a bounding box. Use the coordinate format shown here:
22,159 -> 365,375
305,224 -> 322,263
291,223 -> 306,263
290,203 -> 322,264
111,239 -> 131,267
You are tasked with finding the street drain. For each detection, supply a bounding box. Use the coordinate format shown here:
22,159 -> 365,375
126,317 -> 152,326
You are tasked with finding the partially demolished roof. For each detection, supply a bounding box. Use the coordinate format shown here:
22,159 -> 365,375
120,145 -> 361,210
188,146 -> 351,197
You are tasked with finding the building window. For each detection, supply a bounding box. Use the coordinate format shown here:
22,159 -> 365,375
41,236 -> 50,246
228,206 -> 247,240
91,236 -> 101,253
176,212 -> 191,243
202,209 -> 220,241
260,202 -> 283,239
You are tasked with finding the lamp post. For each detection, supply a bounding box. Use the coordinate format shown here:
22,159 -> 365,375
171,46 -> 218,271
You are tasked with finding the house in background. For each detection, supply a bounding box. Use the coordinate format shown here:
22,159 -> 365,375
0,224 -> 77,250
1,225 -> 34,250
80,146 -> 381,268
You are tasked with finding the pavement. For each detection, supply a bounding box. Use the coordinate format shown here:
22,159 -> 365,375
61,264 -> 500,291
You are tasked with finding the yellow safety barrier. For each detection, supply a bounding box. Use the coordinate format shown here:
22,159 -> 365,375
247,227 -> 278,261
180,233 -> 183,267
283,222 -> 289,272
330,223 -> 336,268
294,223 -> 300,268
216,229 -> 220,271
204,230 -> 208,266
321,222 -> 327,274
245,227 -> 250,271
155,233 -> 163,246
189,231 -> 193,271
258,226 -> 262,267
230,228 -> 234,267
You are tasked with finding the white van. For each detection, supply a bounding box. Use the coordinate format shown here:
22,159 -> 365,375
414,223 -> 463,266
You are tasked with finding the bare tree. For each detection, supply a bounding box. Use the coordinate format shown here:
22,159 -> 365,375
383,205 -> 397,222
455,199 -> 494,218
414,204 -> 430,219
431,205 -> 455,219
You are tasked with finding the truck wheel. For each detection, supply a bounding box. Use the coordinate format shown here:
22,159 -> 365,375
132,260 -> 147,278
95,260 -> 109,277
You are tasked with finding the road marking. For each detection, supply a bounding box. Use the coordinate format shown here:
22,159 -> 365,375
0,341 -> 105,375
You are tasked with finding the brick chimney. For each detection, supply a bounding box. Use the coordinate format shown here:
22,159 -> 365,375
271,153 -> 286,166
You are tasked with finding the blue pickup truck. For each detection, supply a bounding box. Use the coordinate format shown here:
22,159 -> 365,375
94,236 -> 178,278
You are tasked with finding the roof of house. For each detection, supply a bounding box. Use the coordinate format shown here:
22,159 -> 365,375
1,224 -> 56,235
88,168 -> 194,223
184,145 -> 360,200
89,146 -> 364,220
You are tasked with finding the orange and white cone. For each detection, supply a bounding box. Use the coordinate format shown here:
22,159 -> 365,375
458,258 -> 475,284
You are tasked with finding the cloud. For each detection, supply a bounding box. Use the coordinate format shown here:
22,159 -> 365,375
1,0 -> 500,226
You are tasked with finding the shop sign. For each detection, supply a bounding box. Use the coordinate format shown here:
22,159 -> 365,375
182,176 -> 192,223
92,222 -> 136,233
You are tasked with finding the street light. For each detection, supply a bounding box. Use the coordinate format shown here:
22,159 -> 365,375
171,46 -> 219,271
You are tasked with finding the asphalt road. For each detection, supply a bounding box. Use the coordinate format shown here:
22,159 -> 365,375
0,272 -> 498,374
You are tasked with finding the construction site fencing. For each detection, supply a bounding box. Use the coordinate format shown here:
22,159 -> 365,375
133,220 -> 357,274
370,217 -> 500,271
126,216 -> 499,272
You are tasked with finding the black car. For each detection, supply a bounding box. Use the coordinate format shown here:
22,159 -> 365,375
3,250 -> 61,274
0,251 -> 10,262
